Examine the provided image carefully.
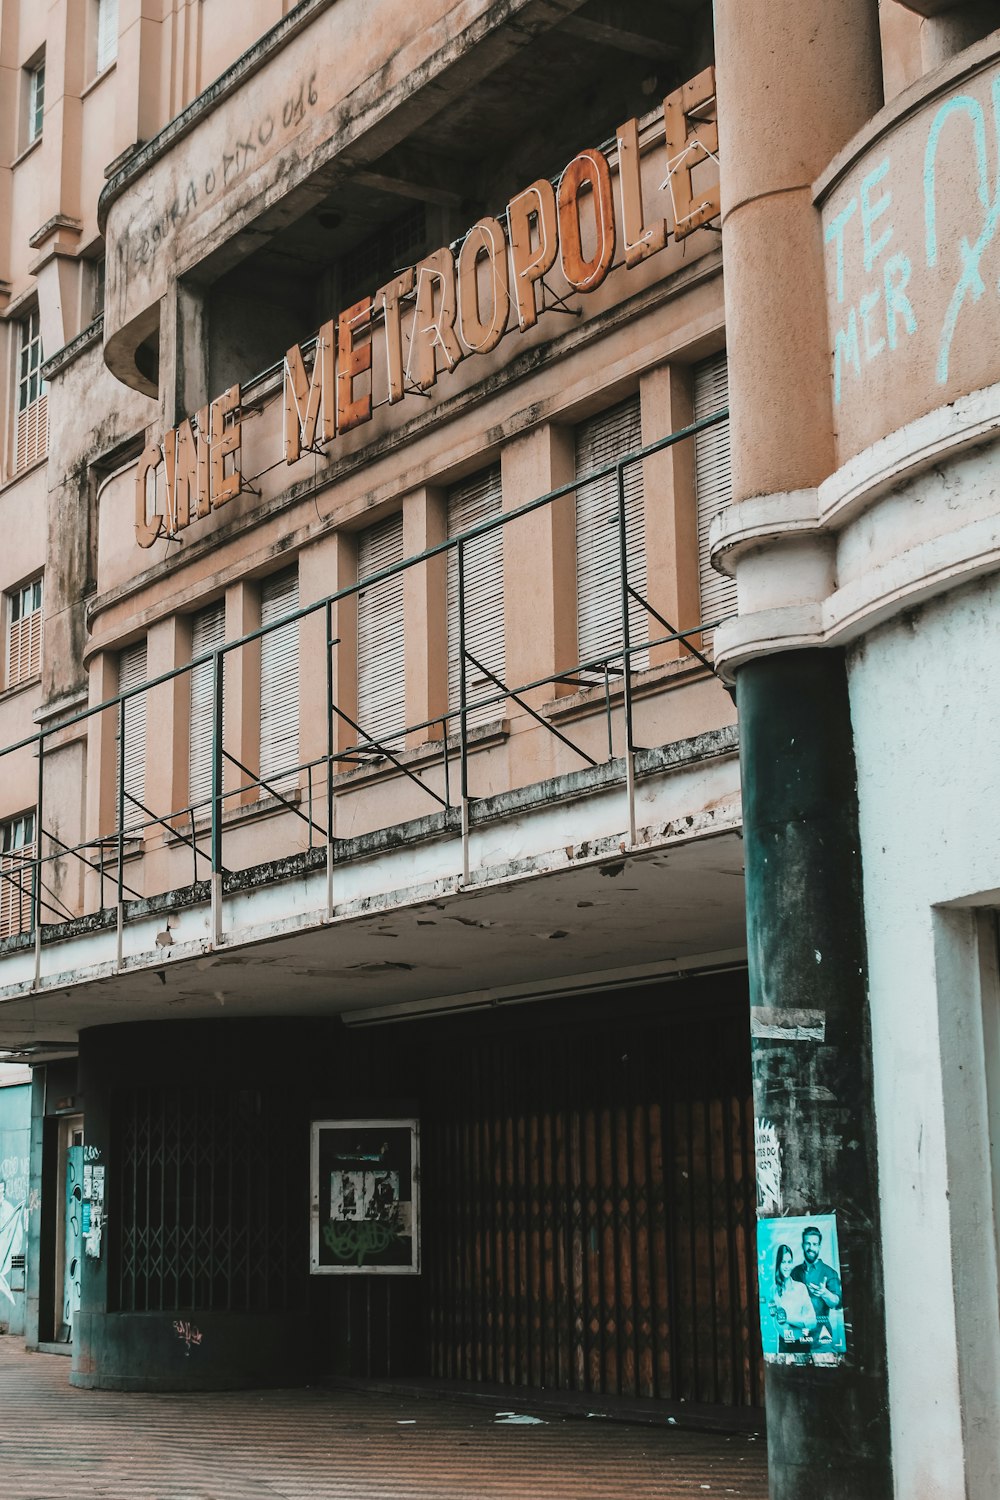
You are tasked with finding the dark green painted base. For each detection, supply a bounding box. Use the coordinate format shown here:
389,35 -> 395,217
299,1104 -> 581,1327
69,1309 -> 316,1391
737,650 -> 892,1500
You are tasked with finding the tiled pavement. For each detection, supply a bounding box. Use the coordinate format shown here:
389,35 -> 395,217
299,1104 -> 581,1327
0,1338 -> 768,1500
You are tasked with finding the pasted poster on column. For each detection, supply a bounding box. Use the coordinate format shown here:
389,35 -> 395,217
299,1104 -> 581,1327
82,1159 -> 105,1259
310,1119 -> 419,1274
757,1213 -> 847,1367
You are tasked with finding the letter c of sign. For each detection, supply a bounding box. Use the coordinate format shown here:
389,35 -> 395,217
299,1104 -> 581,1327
135,444 -> 164,548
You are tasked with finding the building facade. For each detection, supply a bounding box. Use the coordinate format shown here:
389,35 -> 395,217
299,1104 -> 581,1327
0,3 -> 997,1499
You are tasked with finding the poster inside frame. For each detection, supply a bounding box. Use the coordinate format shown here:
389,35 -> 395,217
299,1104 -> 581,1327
310,1118 -> 420,1275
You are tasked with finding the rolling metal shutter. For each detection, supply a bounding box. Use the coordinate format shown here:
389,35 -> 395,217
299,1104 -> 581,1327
259,569 -> 300,795
575,397 -> 648,674
118,641 -> 147,830
694,354 -> 737,642
188,602 -> 225,814
447,466 -> 504,731
357,514 -> 405,748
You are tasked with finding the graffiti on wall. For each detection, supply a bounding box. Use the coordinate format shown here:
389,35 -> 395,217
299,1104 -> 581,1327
310,1119 -> 420,1274
0,1155 -> 28,1306
826,66 -> 1000,407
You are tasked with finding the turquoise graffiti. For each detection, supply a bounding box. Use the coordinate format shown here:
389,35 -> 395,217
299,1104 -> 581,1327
829,66 -> 1000,400
924,75 -> 1000,384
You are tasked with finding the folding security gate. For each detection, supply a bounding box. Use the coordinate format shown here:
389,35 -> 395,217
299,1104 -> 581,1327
415,982 -> 761,1412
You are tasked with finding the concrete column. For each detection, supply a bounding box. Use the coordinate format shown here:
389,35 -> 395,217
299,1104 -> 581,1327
116,0 -> 164,156
917,3 -> 997,69
714,4 -> 892,1497
224,580 -> 260,804
140,614 -> 194,895
83,653 -> 118,913
402,486 -> 447,748
299,529 -> 357,761
640,363 -> 698,665
716,0 -> 883,503
500,423 -> 576,711
159,281 -> 209,431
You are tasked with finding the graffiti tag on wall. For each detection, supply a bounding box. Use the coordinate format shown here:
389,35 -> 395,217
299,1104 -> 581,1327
824,64 -> 1000,440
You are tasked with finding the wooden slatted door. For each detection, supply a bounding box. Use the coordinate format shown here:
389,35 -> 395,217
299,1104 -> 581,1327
694,354 -> 737,644
421,999 -> 761,1412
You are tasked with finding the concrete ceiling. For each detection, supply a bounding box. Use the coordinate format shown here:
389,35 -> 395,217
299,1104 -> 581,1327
0,831 -> 745,1058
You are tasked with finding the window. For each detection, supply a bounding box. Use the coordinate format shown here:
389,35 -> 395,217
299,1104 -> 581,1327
14,310 -> 47,472
90,256 -> 106,322
447,466 -> 504,730
341,205 -> 427,309
118,640 -> 147,830
188,603 -> 225,813
259,569 -> 300,795
694,353 -> 737,644
574,396 -> 648,675
7,576 -> 42,688
96,0 -> 118,73
357,514 -> 405,748
26,59 -> 44,145
0,812 -> 35,939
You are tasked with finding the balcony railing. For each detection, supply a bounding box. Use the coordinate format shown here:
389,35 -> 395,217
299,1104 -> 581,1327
0,405 -> 731,978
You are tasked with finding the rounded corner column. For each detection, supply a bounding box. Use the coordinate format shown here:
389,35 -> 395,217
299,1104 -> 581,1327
714,2 -> 893,1495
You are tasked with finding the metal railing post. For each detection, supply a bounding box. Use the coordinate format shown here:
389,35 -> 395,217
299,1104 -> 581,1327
211,648 -> 224,943
33,732 -> 44,989
116,697 -> 127,968
325,600 -> 335,919
616,459 -> 637,846
457,539 -> 470,883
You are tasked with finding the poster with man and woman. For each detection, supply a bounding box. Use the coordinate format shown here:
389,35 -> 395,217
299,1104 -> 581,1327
757,1213 -> 848,1367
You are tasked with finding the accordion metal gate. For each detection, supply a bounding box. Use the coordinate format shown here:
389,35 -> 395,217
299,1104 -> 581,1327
419,989 -> 762,1412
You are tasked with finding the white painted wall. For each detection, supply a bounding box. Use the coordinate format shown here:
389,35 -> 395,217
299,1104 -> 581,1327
849,561 -> 1000,1500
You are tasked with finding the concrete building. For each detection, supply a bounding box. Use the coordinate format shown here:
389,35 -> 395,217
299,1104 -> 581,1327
0,3 -> 996,1498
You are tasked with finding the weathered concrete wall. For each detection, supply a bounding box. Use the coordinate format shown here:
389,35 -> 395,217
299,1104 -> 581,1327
819,35 -> 1000,463
848,568 -> 1000,1500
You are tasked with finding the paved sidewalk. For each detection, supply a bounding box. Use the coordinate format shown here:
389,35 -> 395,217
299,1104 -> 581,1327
0,1339 -> 768,1500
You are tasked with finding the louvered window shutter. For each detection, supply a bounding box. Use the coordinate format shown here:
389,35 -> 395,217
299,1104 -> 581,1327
357,514 -> 405,747
694,353 -> 737,644
15,394 -> 47,472
447,466 -> 504,730
0,813 -> 34,939
7,578 -> 42,688
118,641 -> 147,831
259,569 -> 300,795
575,396 -> 648,674
188,603 -> 225,813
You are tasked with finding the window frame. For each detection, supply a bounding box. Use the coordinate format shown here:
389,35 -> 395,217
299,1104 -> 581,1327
95,0 -> 119,76
0,810 -> 36,940
11,309 -> 48,475
6,575 -> 43,691
25,57 -> 45,146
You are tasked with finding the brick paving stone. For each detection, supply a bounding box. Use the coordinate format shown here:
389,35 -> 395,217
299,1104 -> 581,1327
0,1337 -> 769,1500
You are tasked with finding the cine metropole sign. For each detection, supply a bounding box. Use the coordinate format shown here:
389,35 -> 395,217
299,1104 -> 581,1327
134,68 -> 721,549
